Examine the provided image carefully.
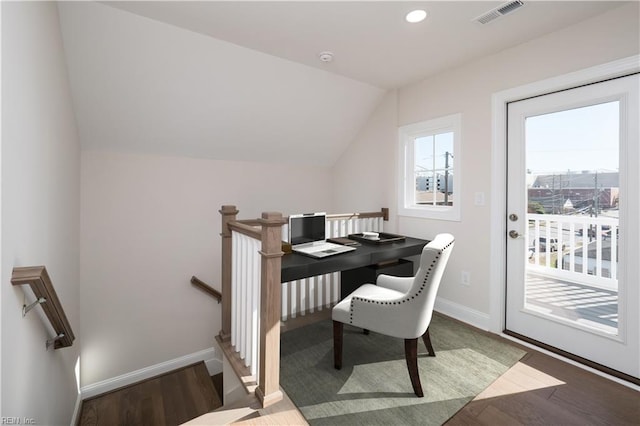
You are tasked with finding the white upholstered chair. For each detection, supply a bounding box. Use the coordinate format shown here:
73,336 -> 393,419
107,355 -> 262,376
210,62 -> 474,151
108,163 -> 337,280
332,233 -> 455,397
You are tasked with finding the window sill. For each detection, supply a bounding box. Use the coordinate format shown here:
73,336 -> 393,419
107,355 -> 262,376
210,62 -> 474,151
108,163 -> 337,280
398,206 -> 460,222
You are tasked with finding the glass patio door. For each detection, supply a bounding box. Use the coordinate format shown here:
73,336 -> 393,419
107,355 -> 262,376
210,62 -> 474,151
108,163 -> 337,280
505,74 -> 639,380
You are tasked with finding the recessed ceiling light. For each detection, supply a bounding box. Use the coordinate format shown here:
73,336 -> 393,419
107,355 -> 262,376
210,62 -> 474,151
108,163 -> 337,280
406,9 -> 427,23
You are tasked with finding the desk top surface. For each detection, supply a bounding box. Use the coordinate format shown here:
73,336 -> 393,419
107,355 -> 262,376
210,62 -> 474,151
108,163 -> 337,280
281,236 -> 429,282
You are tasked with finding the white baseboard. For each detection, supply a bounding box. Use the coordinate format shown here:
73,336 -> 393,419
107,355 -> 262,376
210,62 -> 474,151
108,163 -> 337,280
434,296 -> 491,331
69,392 -> 82,426
81,347 -> 222,400
205,357 -> 223,377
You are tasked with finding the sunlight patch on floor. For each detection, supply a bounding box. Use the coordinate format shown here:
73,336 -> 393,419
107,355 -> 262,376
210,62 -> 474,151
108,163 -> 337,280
473,362 -> 565,400
301,396 -> 433,420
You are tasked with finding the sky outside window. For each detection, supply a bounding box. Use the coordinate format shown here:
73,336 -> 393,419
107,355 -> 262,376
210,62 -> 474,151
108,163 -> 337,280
526,101 -> 619,174
415,132 -> 454,172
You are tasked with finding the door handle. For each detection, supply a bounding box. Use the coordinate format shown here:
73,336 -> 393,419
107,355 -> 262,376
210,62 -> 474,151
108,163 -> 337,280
509,230 -> 523,239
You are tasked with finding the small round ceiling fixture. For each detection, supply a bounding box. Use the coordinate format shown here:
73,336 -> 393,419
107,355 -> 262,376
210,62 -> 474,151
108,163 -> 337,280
318,51 -> 334,63
405,9 -> 427,23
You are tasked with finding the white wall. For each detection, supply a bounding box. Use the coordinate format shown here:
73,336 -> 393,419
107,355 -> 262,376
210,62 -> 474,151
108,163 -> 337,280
331,90 -> 399,232
80,150 -> 332,386
332,3 -> 640,324
1,2 -> 81,424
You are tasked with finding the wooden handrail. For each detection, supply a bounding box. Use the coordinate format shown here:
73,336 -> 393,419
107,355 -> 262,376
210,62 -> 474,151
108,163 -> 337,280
228,221 -> 261,240
236,219 -> 263,227
190,276 -> 222,303
11,266 -> 75,349
238,208 -> 389,225
327,208 -> 389,221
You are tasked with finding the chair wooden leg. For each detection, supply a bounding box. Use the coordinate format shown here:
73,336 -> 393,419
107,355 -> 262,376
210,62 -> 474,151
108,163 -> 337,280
404,338 -> 424,397
333,321 -> 343,370
422,326 -> 435,357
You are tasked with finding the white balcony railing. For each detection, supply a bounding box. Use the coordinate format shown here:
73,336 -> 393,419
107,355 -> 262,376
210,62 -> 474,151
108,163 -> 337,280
527,213 -> 619,291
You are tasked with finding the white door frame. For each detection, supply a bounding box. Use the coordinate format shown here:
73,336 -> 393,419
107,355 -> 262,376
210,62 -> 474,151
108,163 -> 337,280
489,55 -> 640,335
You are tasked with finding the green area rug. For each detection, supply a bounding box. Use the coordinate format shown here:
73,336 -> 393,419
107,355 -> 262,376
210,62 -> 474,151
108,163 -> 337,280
280,313 -> 526,425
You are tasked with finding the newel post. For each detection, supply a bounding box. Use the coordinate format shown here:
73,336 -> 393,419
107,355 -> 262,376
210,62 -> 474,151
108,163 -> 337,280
219,205 -> 238,341
255,211 -> 286,407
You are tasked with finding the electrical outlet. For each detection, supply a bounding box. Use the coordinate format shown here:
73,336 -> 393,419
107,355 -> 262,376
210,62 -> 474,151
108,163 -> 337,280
461,271 -> 471,286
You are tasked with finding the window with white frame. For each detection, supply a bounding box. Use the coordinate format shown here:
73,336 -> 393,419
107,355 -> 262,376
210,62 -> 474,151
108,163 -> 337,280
398,113 -> 461,221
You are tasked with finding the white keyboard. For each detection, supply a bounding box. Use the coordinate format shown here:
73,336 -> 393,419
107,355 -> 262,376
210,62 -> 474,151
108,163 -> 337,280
305,242 -> 340,252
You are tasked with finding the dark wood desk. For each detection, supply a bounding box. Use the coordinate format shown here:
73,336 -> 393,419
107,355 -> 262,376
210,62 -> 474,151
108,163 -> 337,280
281,236 -> 429,283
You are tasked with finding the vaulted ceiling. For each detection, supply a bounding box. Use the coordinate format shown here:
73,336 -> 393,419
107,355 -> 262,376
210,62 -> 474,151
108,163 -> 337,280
58,1 -> 626,166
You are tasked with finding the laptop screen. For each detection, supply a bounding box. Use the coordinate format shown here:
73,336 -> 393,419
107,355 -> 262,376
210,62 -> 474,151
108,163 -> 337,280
289,213 -> 326,246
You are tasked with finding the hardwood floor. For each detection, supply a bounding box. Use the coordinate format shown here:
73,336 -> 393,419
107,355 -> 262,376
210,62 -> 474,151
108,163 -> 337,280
78,322 -> 639,425
446,339 -> 640,425
79,362 -> 221,426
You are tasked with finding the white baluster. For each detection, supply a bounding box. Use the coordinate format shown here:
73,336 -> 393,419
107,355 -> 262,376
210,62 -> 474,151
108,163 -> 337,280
251,237 -> 260,376
305,278 -> 310,313
610,224 -> 618,280
332,272 -> 340,305
301,279 -> 308,315
289,280 -> 300,318
246,235 -> 253,368
281,281 -> 288,322
533,219 -> 540,265
557,219 -> 564,271
326,273 -> 333,307
239,234 -> 246,361
544,219 -> 551,268
309,277 -> 316,313
569,222 -> 576,272
581,223 -> 589,275
231,232 -> 239,347
315,275 -> 323,311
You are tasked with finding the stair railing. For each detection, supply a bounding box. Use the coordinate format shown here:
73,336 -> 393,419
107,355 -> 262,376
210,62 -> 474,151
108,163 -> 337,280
190,276 -> 222,303
218,205 -> 388,408
11,266 -> 75,350
218,207 -> 285,407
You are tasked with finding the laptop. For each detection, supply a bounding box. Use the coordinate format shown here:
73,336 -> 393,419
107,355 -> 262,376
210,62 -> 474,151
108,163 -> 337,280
289,213 -> 356,258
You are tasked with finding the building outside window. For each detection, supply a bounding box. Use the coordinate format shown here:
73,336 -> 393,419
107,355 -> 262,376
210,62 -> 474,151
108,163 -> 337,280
398,113 -> 461,221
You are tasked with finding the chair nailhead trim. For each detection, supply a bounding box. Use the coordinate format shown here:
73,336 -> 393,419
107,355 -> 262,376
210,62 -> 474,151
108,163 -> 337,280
346,239 -> 455,325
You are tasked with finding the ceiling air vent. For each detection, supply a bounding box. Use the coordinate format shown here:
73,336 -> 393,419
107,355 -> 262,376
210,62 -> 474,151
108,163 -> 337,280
473,0 -> 525,25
